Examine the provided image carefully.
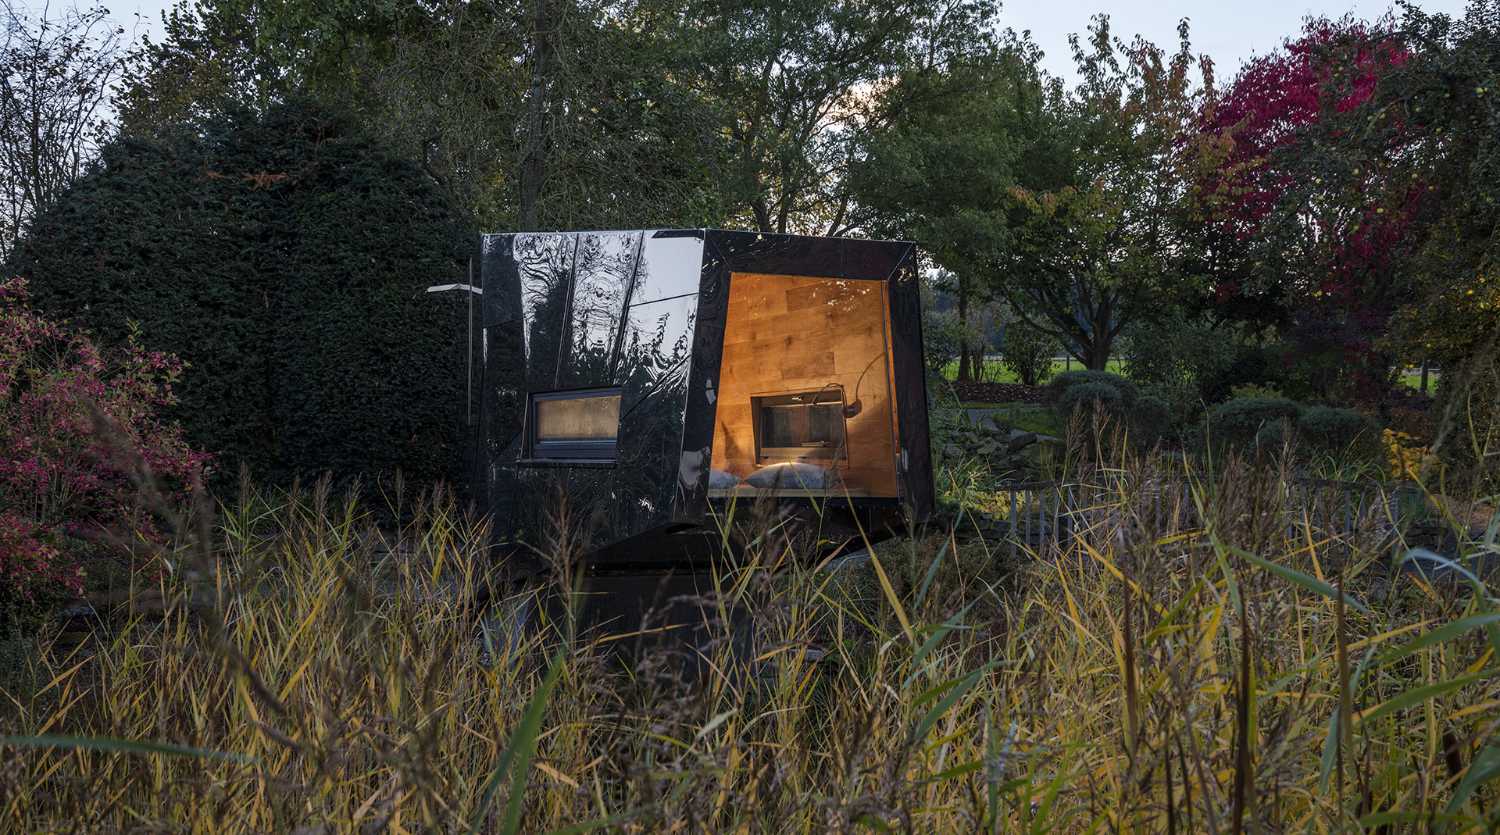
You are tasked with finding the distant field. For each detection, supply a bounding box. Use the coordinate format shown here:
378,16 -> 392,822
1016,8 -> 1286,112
940,356 -> 1125,383
1400,366 -> 1438,392
946,357 -> 1438,394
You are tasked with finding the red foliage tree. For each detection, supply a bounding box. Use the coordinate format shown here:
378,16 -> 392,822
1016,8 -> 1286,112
0,278 -> 206,609
1196,18 -> 1418,398
1202,19 -> 1407,231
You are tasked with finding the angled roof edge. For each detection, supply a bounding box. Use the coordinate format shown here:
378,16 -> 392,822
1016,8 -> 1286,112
478,228 -> 917,248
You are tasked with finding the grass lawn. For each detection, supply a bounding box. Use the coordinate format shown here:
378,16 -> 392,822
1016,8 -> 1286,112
947,357 -> 1438,395
941,356 -> 1126,383
1399,366 -> 1438,393
957,401 -> 1065,436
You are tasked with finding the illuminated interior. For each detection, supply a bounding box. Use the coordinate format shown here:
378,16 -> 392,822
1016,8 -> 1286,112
529,388 -> 621,460
709,273 -> 900,497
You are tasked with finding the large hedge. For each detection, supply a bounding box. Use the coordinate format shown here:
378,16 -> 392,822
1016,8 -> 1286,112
10,103 -> 471,487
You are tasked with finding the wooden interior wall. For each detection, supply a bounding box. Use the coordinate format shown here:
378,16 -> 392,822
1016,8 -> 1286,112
710,272 -> 899,496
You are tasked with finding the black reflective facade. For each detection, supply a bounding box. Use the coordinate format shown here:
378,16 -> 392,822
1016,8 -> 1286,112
476,229 -> 932,571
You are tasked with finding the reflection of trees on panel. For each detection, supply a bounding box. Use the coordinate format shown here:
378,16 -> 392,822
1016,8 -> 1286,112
513,234 -> 573,385
569,231 -> 640,383
618,298 -> 695,401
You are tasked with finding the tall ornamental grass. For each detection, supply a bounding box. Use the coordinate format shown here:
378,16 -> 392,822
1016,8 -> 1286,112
2,451 -> 1497,831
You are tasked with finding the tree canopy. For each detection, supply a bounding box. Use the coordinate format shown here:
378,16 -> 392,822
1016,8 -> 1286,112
2,0 -> 1496,481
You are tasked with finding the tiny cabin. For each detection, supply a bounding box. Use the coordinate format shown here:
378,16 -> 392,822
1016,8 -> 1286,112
474,229 -> 933,576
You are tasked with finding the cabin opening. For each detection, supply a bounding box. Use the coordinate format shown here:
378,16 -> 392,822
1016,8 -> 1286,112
709,272 -> 900,497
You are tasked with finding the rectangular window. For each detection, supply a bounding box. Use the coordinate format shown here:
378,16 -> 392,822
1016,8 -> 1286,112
753,388 -> 847,463
528,387 -> 622,461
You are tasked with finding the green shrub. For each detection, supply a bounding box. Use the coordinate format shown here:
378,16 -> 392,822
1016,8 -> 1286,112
1296,406 -> 1380,460
1129,394 -> 1175,446
1121,312 -> 1237,410
11,101 -> 470,489
1229,382 -> 1285,400
998,319 -> 1056,386
1254,420 -> 1291,453
1200,344 -> 1283,403
1057,381 -> 1124,420
1045,370 -> 1139,407
1205,396 -> 1303,449
923,308 -> 967,377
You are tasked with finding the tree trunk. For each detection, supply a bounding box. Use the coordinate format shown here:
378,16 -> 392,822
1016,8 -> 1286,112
518,0 -> 557,230
1083,303 -> 1114,370
956,279 -> 972,382
1079,330 -> 1112,370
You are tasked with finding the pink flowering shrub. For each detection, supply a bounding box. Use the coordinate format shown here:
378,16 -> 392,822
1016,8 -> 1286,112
0,277 -> 206,611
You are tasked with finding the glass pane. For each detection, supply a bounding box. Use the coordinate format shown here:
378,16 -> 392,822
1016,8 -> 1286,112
755,390 -> 847,460
536,393 -> 621,441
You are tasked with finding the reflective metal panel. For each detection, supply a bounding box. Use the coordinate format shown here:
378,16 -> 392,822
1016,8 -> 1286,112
562,231 -> 640,387
482,232 -> 576,328
588,293 -> 700,547
616,294 -> 696,401
488,460 -> 565,575
629,231 -> 705,304
478,233 -> 517,327
481,231 -> 708,562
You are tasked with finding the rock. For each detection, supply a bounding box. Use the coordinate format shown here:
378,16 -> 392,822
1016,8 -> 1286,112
1017,436 -> 1063,472
943,444 -> 963,459
1006,430 -> 1037,452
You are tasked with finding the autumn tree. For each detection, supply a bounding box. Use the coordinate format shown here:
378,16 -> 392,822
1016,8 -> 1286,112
1195,17 -> 1414,398
998,18 -> 1211,370
1351,1 -> 1499,480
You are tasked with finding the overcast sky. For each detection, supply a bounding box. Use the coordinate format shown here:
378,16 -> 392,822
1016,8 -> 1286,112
83,0 -> 1475,83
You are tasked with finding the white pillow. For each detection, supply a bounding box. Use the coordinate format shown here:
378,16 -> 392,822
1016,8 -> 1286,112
744,462 -> 838,490
708,468 -> 741,489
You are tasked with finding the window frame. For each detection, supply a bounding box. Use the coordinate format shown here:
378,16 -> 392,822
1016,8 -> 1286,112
525,386 -> 623,463
751,386 -> 849,464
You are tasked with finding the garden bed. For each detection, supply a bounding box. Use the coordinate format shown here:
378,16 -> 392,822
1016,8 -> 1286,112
949,380 -> 1046,404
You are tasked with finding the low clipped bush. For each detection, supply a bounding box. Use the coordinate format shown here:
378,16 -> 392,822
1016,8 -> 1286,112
1297,405 -> 1381,460
1204,397 -> 1303,449
1129,394 -> 1175,446
1057,381 -> 1124,420
1254,420 -> 1291,453
1045,370 -> 1139,407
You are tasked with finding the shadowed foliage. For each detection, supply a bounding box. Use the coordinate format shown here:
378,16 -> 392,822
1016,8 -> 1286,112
8,101 -> 471,488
